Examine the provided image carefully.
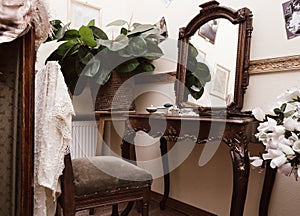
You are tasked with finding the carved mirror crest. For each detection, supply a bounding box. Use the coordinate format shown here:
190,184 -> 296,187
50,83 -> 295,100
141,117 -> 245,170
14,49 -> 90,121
175,0 -> 253,114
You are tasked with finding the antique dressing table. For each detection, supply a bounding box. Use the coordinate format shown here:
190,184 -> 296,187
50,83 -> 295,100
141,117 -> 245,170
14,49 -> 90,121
120,113 -> 255,216
96,1 -> 276,215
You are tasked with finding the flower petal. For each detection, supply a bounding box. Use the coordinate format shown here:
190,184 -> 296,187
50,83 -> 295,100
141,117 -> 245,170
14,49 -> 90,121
270,155 -> 287,168
292,140 -> 300,153
279,144 -> 295,155
263,149 -> 284,160
250,157 -> 263,167
252,107 -> 265,121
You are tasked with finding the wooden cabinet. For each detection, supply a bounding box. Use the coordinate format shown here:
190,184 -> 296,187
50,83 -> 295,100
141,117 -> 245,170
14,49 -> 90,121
0,29 -> 35,216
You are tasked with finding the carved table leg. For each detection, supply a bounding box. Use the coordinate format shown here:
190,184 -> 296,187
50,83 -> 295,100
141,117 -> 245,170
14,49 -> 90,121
224,131 -> 250,216
121,125 -> 136,161
259,161 -> 276,216
159,136 -> 170,210
121,125 -> 136,215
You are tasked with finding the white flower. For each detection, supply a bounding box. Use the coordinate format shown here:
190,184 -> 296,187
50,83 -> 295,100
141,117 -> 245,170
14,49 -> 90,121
252,107 -> 266,121
277,87 -> 300,103
283,116 -> 300,131
250,156 -> 263,167
292,140 -> 300,153
250,88 -> 300,180
262,149 -> 287,169
278,144 -> 294,156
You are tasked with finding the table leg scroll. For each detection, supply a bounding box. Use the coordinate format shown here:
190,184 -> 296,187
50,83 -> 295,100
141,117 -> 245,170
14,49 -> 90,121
224,131 -> 250,216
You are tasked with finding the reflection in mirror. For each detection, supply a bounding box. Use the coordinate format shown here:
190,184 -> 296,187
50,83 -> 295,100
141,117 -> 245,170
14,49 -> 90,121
175,0 -> 253,114
188,18 -> 238,108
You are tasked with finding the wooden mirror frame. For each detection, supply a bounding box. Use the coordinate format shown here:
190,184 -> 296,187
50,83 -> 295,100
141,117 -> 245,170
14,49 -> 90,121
175,0 -> 253,114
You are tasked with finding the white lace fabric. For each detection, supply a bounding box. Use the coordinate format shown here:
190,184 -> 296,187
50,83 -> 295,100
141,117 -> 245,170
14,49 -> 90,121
34,61 -> 75,215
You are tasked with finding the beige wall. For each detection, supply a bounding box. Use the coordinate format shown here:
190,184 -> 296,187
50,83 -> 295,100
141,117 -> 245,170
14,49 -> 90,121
37,0 -> 300,215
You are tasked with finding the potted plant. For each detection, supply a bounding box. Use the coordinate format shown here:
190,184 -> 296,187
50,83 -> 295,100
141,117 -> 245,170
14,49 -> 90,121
44,19 -> 165,110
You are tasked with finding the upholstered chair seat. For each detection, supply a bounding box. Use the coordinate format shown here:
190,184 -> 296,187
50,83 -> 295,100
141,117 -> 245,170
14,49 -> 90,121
72,156 -> 152,196
56,154 -> 152,216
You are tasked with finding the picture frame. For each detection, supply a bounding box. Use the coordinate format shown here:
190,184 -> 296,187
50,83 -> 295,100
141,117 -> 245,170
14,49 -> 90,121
198,19 -> 219,44
210,64 -> 230,99
68,0 -> 102,28
282,0 -> 300,39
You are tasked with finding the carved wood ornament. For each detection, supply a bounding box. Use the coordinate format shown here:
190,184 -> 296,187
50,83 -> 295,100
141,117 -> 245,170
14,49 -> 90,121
249,55 -> 300,74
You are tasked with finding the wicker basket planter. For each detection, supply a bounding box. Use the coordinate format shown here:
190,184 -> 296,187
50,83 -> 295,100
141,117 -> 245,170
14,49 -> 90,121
90,70 -> 136,111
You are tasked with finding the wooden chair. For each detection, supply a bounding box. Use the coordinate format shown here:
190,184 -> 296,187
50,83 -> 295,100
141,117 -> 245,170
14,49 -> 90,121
56,154 -> 152,216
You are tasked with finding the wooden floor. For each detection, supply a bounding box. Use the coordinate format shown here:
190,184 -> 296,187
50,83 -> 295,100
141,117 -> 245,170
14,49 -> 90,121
75,200 -> 187,216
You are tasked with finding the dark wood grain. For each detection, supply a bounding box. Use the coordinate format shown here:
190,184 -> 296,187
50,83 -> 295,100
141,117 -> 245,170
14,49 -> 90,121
21,28 -> 35,216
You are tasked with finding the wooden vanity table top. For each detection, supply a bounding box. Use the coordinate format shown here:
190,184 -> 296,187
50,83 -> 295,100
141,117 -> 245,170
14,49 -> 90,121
124,113 -> 255,123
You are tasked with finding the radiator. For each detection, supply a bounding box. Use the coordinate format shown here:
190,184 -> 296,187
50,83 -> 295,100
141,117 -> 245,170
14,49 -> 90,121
71,121 -> 98,159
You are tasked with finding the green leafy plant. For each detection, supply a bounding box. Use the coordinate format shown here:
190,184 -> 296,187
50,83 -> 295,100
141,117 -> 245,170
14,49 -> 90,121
185,43 -> 211,100
45,19 -> 164,95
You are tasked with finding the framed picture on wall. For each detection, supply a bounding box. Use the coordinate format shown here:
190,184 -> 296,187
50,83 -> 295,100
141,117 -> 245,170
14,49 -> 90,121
198,19 -> 219,44
282,0 -> 300,39
210,64 -> 230,99
68,0 -> 102,28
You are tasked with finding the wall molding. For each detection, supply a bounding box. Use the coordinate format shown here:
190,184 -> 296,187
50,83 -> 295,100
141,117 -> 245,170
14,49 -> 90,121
249,55 -> 300,74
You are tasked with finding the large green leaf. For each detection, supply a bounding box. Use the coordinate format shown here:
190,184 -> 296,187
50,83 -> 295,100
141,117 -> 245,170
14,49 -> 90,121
141,28 -> 165,41
90,26 -> 108,40
59,29 -> 80,41
127,36 -> 147,56
118,49 -> 131,58
67,43 -> 80,56
185,71 -> 195,88
78,46 -> 94,65
117,59 -> 140,73
81,58 -> 101,77
143,39 -> 163,60
97,34 -> 129,51
79,26 -> 97,47
56,39 -> 79,57
193,62 -> 211,82
87,19 -> 95,27
106,19 -> 128,27
138,62 -> 155,72
96,68 -> 112,85
187,57 -> 197,71
188,43 -> 199,58
190,85 -> 204,100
